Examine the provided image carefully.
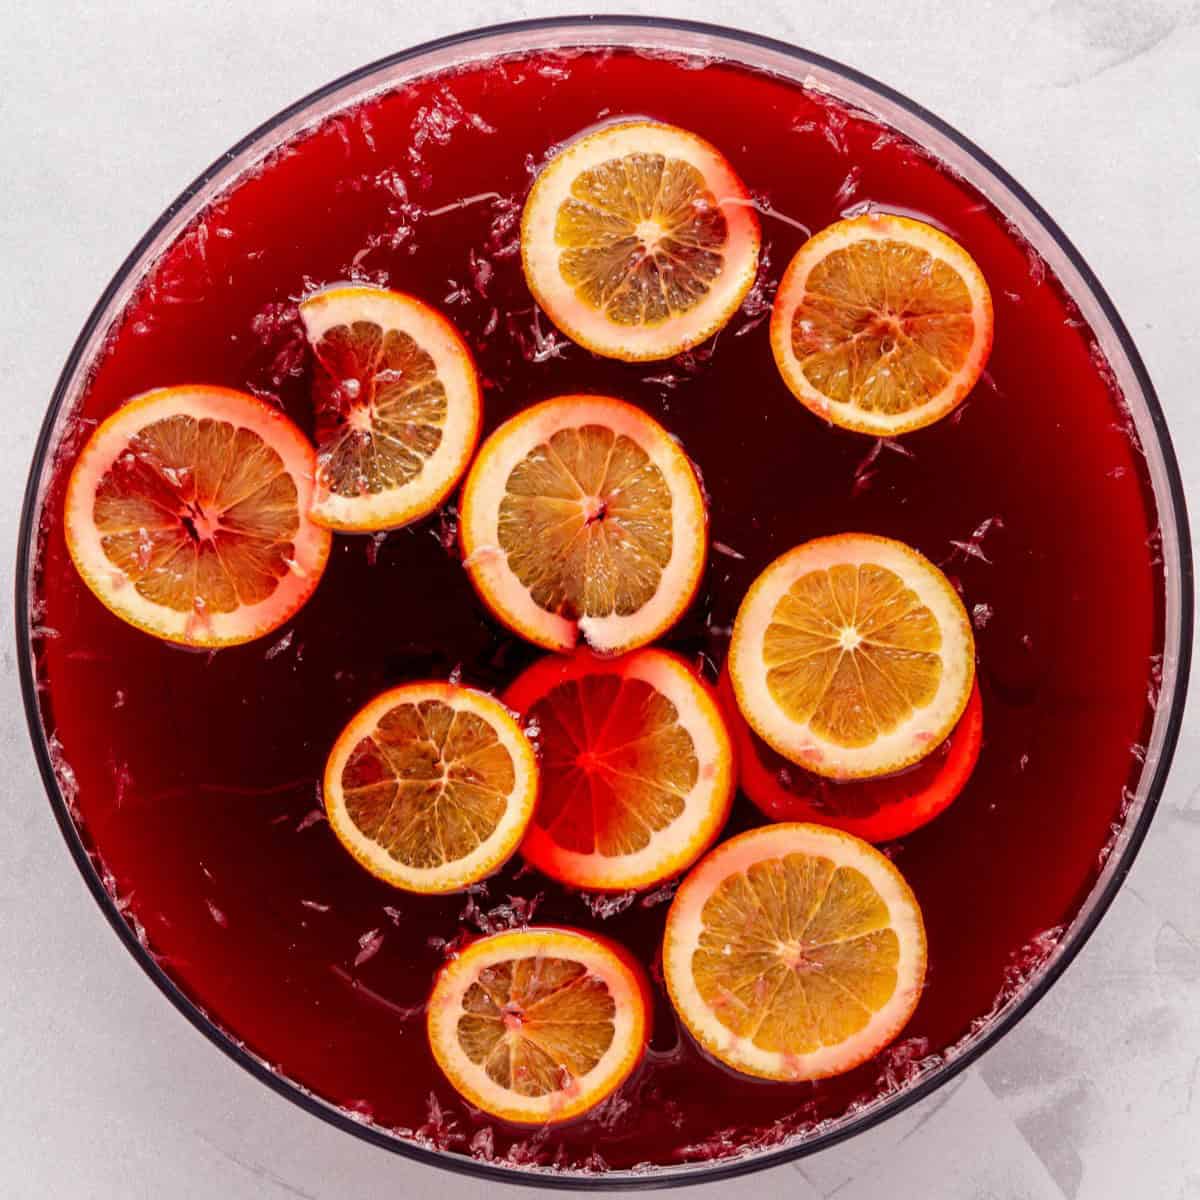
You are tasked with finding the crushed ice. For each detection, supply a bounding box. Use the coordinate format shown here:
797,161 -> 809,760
47,734 -> 80,819
264,629 -> 294,660
945,515 -> 1005,565
833,165 -> 862,207
851,437 -> 913,497
109,758 -> 132,808
407,87 -> 496,190
416,1092 -> 465,1150
507,307 -> 571,363
578,890 -> 638,919
354,927 -> 385,967
459,887 -> 543,934
296,808 -> 325,832
640,881 -> 678,908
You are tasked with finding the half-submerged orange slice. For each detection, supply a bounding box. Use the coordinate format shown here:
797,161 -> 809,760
505,648 -> 734,891
718,670 -> 984,843
64,385 -> 330,647
522,120 -> 761,361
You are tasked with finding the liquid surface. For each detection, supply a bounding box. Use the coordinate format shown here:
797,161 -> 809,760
30,48 -> 1160,1172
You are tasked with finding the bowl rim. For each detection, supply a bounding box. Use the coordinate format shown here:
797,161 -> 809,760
15,13 -> 1193,1190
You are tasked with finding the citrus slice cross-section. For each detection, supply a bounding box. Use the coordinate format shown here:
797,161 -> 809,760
63,385 -> 331,647
521,120 -> 761,361
718,670 -> 984,843
504,649 -> 734,891
664,823 -> 927,1082
460,395 -> 708,654
323,682 -> 538,894
299,285 -> 481,531
770,214 -> 993,435
729,534 -> 974,780
427,926 -> 650,1124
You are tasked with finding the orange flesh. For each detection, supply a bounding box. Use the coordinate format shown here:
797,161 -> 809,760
457,954 -> 617,1095
556,153 -> 728,326
497,424 -> 673,620
791,238 -> 976,415
340,699 -> 516,869
529,674 -> 699,856
311,319 -> 447,497
693,852 -> 900,1054
763,563 -> 943,747
92,414 -> 301,615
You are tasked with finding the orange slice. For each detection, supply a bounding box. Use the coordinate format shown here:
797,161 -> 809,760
299,285 -> 481,531
427,926 -> 649,1124
323,682 -> 538,893
663,823 -> 927,1081
770,214 -> 993,435
504,648 -> 734,891
729,534 -> 974,780
718,669 -> 985,844
459,395 -> 707,654
63,385 -> 330,647
521,120 -> 761,361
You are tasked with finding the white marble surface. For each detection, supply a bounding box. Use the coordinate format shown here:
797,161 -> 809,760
3,2 -> 1198,1196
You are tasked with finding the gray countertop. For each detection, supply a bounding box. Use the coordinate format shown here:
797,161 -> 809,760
3,2 -> 1198,1197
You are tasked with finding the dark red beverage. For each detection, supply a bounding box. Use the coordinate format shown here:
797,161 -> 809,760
28,46 -> 1161,1172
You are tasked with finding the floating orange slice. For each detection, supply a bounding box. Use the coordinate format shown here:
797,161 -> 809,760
770,214 -> 993,435
459,395 -> 707,654
427,926 -> 649,1124
63,385 -> 330,647
663,823 -> 927,1081
299,285 -> 481,531
729,534 -> 974,780
521,120 -> 761,361
504,648 -> 734,891
323,682 -> 538,893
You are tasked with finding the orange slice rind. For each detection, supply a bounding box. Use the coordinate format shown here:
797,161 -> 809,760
521,120 -> 761,361
323,682 -> 538,894
459,394 -> 707,654
426,926 -> 649,1124
770,214 -> 993,435
664,822 -> 927,1082
63,385 -> 331,647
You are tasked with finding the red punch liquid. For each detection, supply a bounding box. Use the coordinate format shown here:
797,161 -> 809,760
29,48 -> 1161,1171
